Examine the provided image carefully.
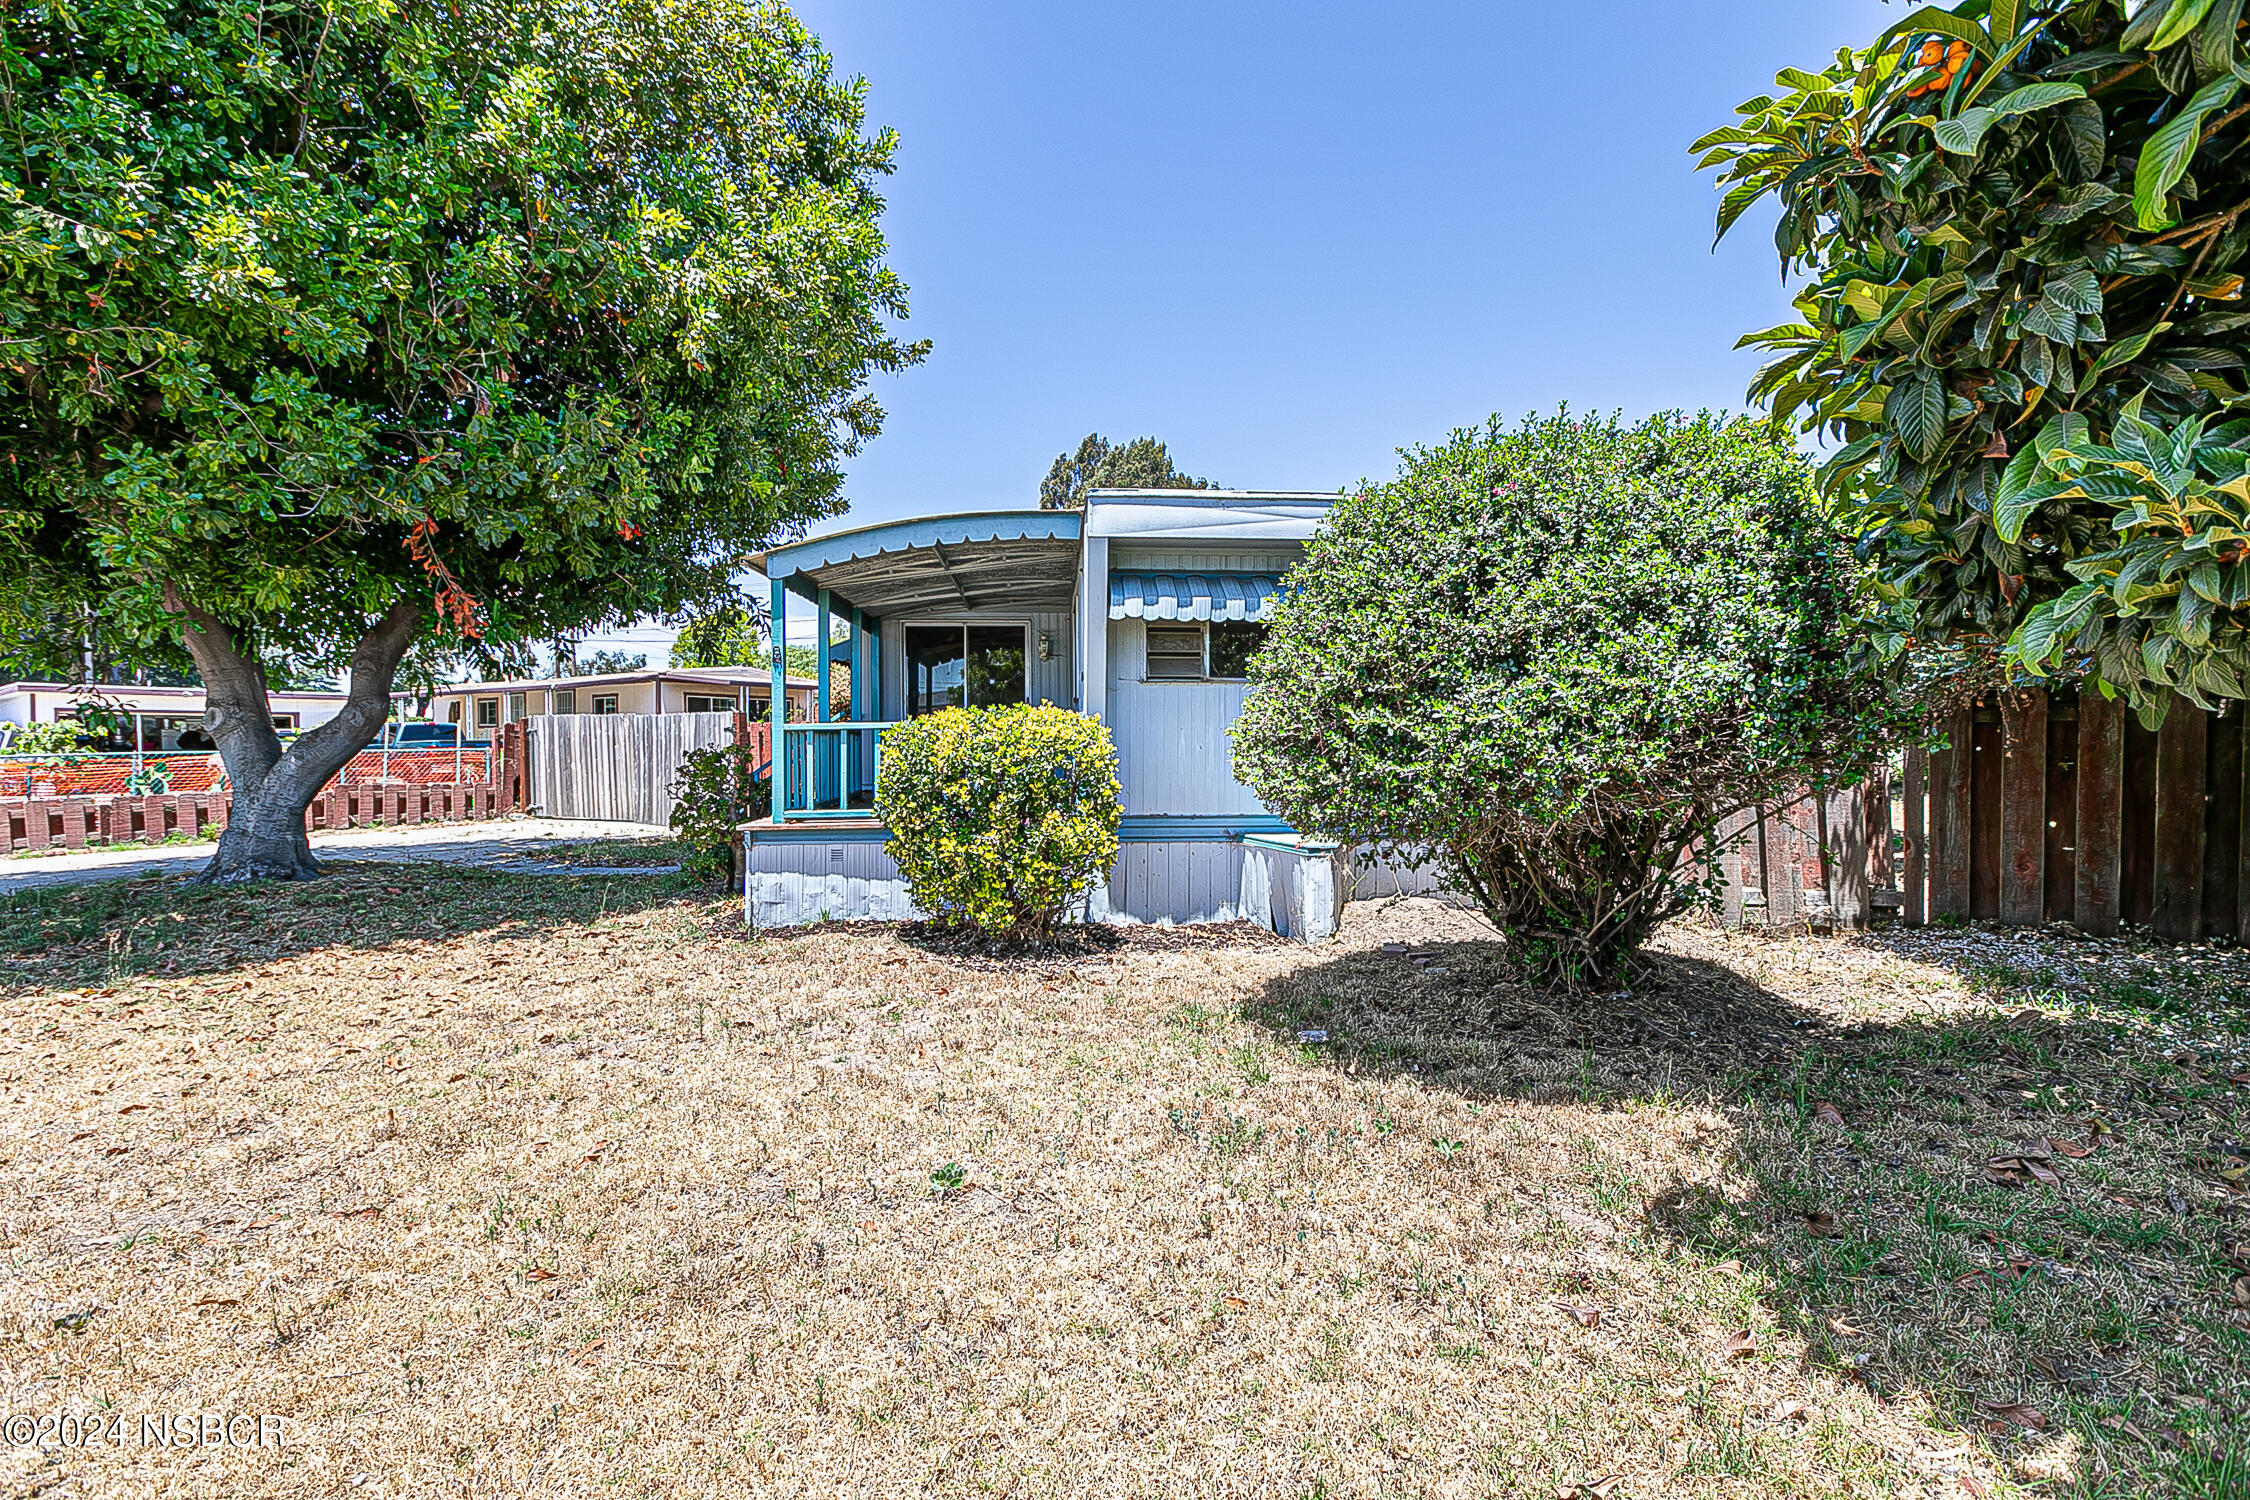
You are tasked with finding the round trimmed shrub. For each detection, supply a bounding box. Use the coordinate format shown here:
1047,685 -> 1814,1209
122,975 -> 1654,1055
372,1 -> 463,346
1232,410 -> 1906,986
875,704 -> 1121,945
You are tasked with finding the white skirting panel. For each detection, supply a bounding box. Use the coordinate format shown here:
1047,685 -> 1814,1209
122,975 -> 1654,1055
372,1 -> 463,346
1241,839 -> 1346,942
746,834 -> 1348,939
1091,840 -> 1244,925
746,839 -> 923,928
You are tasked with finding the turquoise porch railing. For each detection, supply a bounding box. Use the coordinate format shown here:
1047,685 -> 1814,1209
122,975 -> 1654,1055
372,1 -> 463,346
775,720 -> 900,819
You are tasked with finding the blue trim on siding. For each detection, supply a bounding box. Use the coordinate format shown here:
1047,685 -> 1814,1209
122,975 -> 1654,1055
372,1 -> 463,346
744,813 -> 1294,845
1120,814 -> 1292,841
743,822 -> 892,844
756,511 -> 1081,582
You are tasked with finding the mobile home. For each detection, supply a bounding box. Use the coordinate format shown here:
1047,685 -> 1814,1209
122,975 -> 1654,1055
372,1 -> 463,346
743,489 -> 1356,941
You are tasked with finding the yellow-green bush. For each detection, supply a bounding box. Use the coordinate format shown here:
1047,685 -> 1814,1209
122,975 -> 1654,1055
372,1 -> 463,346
874,704 -> 1120,944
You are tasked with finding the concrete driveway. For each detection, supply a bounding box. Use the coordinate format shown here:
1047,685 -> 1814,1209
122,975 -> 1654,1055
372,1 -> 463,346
0,818 -> 679,892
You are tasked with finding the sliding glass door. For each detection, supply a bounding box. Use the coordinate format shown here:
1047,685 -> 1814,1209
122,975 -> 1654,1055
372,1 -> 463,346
905,624 -> 1027,716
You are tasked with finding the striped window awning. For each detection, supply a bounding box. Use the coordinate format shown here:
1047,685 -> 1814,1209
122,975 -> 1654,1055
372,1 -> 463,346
1107,572 -> 1281,622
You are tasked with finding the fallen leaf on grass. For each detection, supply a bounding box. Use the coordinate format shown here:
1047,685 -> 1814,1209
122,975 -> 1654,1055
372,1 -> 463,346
246,1214 -> 285,1229
193,1297 -> 240,1309
1721,1329 -> 1759,1360
1812,1101 -> 1847,1127
1976,1398 -> 2048,1432
577,1141 -> 609,1167
524,1267 -> 558,1282
117,1103 -> 147,1115
571,1338 -> 603,1365
1771,1399 -> 1810,1422
1556,1478 -> 1621,1500
1983,1154 -> 2062,1189
1221,1295 -> 1248,1310
1555,1302 -> 1601,1328
447,1072 -> 469,1083
1803,1210 -> 1838,1238
68,1131 -> 93,1142
333,1204 -> 382,1220
2032,1135 -> 2094,1159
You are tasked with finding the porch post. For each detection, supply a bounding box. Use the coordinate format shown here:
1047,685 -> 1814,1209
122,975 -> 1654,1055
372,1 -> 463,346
769,574 -> 788,820
1079,536 -> 1109,721
815,587 -> 834,811
816,588 -> 832,724
849,606 -> 868,802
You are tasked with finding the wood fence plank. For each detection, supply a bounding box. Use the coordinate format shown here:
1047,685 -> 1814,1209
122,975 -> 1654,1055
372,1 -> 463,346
2076,694 -> 2124,937
1969,706 -> 2003,919
1903,749 -> 1926,925
1929,710 -> 1973,920
2151,699 -> 2207,942
2242,713 -> 2250,943
1832,782 -> 1871,928
2206,711 -> 2242,940
2044,702 -> 2079,926
2000,694 -> 2048,925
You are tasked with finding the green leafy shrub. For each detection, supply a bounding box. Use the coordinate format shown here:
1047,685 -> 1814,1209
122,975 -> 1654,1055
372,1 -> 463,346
668,742 -> 771,886
874,705 -> 1120,945
1232,411 -> 1906,986
2,721 -> 94,761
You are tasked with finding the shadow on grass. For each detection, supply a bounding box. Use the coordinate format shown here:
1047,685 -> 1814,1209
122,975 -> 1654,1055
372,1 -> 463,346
1239,930 -> 2250,1500
0,860 -> 713,995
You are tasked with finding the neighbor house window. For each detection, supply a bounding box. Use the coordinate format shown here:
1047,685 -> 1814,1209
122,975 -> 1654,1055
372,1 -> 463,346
591,694 -> 619,715
553,688 -> 575,715
505,692 -> 527,722
447,701 -> 463,723
905,624 -> 1025,715
475,698 -> 499,728
684,692 -> 739,714
1209,621 -> 1267,679
1144,626 -> 1207,680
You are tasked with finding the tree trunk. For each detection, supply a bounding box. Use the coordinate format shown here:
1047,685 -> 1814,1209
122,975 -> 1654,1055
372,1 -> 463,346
169,592 -> 426,884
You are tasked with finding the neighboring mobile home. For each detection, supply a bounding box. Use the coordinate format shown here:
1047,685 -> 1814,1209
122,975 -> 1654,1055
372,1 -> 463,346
744,489 -> 1356,940
0,681 -> 351,749
427,665 -> 818,738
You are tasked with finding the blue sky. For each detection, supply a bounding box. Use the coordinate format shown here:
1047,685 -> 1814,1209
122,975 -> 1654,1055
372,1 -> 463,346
584,0 -> 1896,656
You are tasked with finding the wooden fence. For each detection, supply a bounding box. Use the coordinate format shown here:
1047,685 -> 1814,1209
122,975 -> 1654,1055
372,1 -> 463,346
1704,688 -> 2243,943
2,783 -> 514,854
523,712 -> 769,826
1900,689 -> 2243,942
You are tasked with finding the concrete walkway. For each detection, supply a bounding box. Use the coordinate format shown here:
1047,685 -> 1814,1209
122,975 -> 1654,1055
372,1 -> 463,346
0,818 -> 678,892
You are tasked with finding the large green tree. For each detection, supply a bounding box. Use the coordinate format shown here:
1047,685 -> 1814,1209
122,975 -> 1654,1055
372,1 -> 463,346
0,0 -> 924,879
1697,0 -> 2250,722
1038,433 -> 1212,510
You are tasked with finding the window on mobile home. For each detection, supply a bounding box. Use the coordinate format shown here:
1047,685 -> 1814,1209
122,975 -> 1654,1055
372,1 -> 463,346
906,625 -> 1026,715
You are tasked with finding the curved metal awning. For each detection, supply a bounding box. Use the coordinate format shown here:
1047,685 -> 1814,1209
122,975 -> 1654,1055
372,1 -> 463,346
751,511 -> 1083,616
1108,572 -> 1282,622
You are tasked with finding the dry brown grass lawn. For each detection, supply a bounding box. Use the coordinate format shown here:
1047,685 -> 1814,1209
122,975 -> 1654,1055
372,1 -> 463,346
1,867 -> 2244,1499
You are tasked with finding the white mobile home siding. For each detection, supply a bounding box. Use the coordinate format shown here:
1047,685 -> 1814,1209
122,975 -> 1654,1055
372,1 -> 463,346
1105,620 -> 1262,817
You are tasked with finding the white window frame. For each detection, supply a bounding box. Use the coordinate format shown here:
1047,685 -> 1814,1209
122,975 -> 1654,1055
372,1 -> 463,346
591,694 -> 619,715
